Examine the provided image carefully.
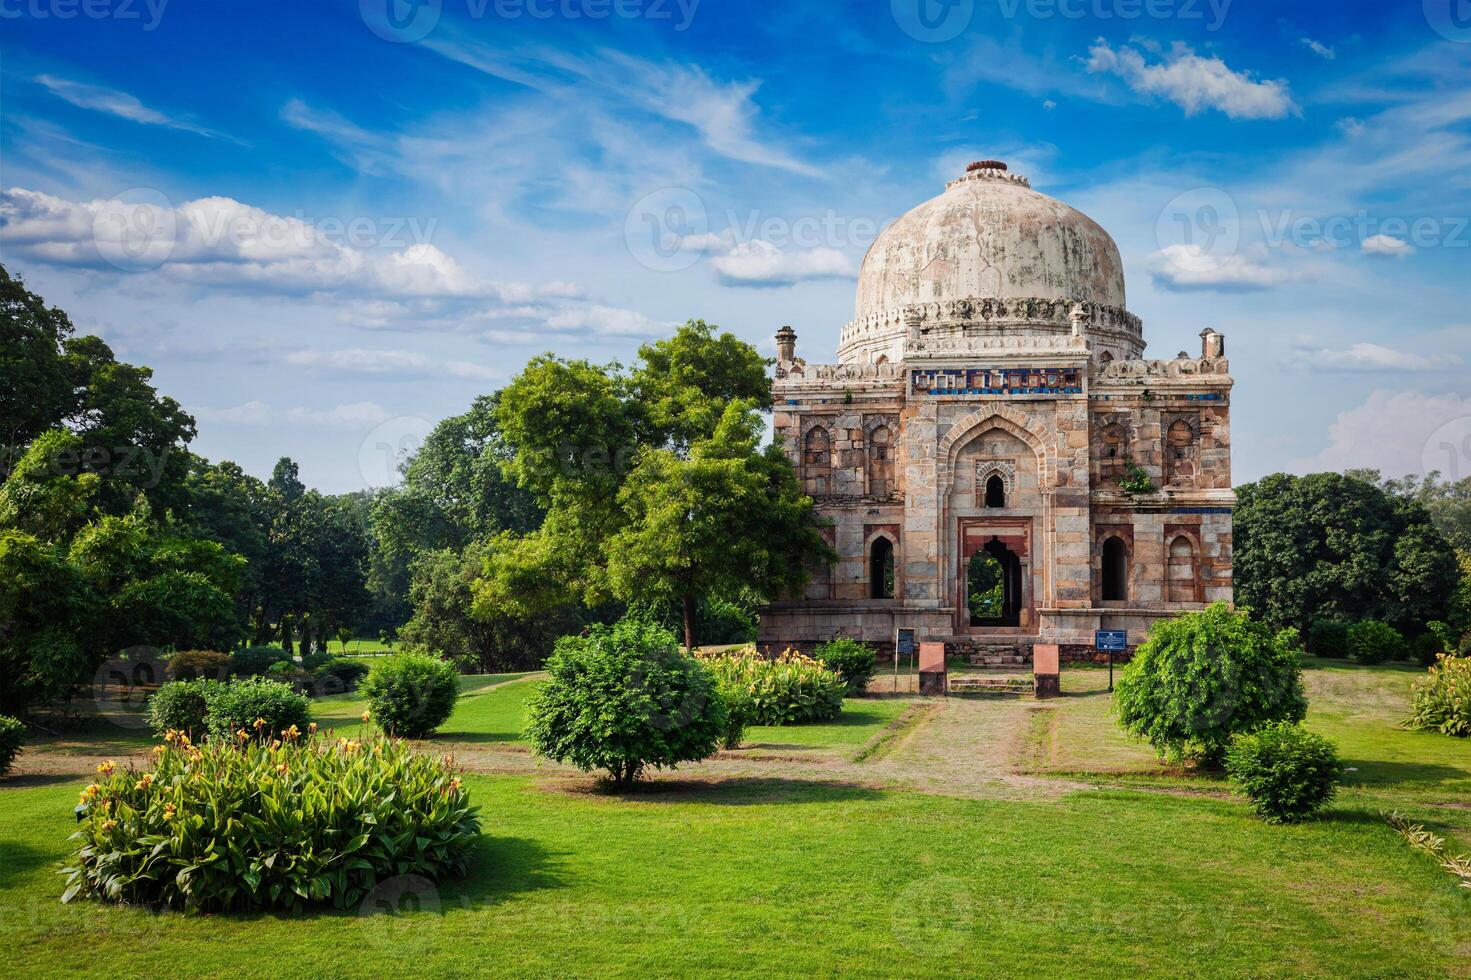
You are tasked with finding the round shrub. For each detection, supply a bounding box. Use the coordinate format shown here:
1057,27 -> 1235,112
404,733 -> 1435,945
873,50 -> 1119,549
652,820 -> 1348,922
147,679 -> 218,739
1225,722 -> 1340,823
0,715 -> 24,778
1406,653 -> 1471,737
315,657 -> 370,690
203,677 -> 311,741
697,647 -> 846,726
229,645 -> 289,677
1114,602 -> 1307,765
1410,632 -> 1445,668
1307,619 -> 1351,659
361,653 -> 460,738
63,730 -> 479,911
1347,620 -> 1405,665
812,638 -> 877,696
525,618 -> 727,787
166,650 -> 232,681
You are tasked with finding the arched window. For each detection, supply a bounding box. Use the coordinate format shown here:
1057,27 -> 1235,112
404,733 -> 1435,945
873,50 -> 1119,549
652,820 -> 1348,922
1099,350 -> 1114,364
984,473 -> 1006,508
867,426 -> 893,498
1102,536 -> 1129,602
869,537 -> 895,600
1167,535 -> 1198,603
803,427 -> 831,495
1166,419 -> 1196,486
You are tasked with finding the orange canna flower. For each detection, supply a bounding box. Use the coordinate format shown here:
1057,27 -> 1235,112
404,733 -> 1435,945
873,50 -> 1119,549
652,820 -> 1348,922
96,761 -> 115,775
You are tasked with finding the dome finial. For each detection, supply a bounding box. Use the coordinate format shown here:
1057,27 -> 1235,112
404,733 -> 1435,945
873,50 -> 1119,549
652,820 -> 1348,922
967,160 -> 1007,173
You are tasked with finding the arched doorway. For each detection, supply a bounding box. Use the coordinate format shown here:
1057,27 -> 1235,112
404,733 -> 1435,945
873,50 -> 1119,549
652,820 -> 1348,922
983,474 -> 1006,508
967,537 -> 1022,627
869,537 -> 895,600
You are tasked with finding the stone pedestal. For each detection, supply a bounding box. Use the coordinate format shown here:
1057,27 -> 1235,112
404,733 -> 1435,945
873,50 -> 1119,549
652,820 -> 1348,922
1033,643 -> 1060,699
918,641 -> 947,695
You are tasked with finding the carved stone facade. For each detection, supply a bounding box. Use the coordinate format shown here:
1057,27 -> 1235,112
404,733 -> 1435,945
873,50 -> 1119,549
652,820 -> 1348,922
758,162 -> 1235,662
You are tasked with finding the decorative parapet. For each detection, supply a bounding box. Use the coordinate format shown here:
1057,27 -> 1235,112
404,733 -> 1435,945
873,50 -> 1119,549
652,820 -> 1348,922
906,333 -> 1090,358
838,296 -> 1143,357
945,164 -> 1031,190
1092,355 -> 1232,386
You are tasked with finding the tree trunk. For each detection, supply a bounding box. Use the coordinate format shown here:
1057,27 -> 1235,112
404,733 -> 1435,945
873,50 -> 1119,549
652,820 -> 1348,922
682,595 -> 696,652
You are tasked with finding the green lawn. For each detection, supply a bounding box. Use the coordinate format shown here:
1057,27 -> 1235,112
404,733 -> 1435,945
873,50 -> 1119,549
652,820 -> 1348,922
3,659 -> 1469,977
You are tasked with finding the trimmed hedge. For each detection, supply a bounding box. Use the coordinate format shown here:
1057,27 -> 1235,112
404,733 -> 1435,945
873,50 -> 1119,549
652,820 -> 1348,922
0,715 -> 23,778
1347,620 -> 1405,665
1225,722 -> 1340,823
147,679 -> 218,739
229,645 -> 290,677
203,677 -> 312,742
166,650 -> 232,681
812,638 -> 876,696
360,654 -> 459,738
1307,619 -> 1351,659
63,731 -> 479,911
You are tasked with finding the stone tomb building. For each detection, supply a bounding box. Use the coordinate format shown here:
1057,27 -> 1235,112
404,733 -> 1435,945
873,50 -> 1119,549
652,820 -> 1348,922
758,161 -> 1234,663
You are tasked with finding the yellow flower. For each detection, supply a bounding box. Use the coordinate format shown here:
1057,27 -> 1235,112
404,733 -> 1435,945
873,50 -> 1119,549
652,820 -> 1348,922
282,724 -> 301,740
361,710 -> 371,723
153,745 -> 167,756
80,784 -> 100,803
163,729 -> 180,744
236,729 -> 251,742
271,739 -> 281,750
162,803 -> 177,821
134,774 -> 153,791
308,722 -> 318,735
253,717 -> 267,730
96,761 -> 115,775
275,762 -> 289,775
98,819 -> 117,833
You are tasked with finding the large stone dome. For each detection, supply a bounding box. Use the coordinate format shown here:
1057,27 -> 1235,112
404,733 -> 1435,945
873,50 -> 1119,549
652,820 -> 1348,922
838,162 -> 1143,364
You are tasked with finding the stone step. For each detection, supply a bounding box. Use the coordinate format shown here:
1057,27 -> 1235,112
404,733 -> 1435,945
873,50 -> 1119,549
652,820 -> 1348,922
947,677 -> 1033,697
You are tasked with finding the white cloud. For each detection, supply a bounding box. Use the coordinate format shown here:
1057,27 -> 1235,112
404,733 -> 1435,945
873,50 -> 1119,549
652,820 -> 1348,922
1285,342 -> 1452,372
542,304 -> 669,337
1335,117 -> 1366,138
420,36 -> 820,176
285,348 -> 430,373
1086,40 -> 1298,120
1300,390 -> 1471,475
1300,38 -> 1335,61
1361,234 -> 1413,257
194,400 -> 393,429
1147,244 -> 1296,291
708,240 -> 854,287
34,75 -> 228,139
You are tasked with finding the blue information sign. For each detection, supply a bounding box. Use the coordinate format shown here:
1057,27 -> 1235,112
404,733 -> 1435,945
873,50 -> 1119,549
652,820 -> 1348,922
1095,630 -> 1127,651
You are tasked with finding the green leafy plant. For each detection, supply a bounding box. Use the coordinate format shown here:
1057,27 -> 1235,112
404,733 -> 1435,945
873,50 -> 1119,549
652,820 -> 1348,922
202,677 -> 311,742
62,729 -> 479,911
1385,811 -> 1471,890
229,645 -> 289,677
147,679 -> 218,739
165,650 -> 232,681
812,638 -> 876,696
1225,722 -> 1340,823
1117,463 -> 1154,495
1307,619 -> 1351,659
1410,632 -> 1445,668
1114,602 -> 1307,765
697,646 -> 846,726
314,657 -> 371,691
0,714 -> 24,777
1406,653 -> 1471,737
524,618 -> 727,787
1347,620 -> 1405,665
360,653 -> 460,738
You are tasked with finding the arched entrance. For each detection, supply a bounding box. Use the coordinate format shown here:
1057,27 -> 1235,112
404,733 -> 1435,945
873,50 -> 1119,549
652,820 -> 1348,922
967,536 -> 1022,627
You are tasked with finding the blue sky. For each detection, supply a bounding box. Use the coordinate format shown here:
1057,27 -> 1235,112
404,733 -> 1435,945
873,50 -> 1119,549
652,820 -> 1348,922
3,0 -> 1469,491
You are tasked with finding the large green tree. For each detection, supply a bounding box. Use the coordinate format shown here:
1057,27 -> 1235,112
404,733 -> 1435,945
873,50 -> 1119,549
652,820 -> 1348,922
1234,472 -> 1459,635
479,321 -> 829,649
